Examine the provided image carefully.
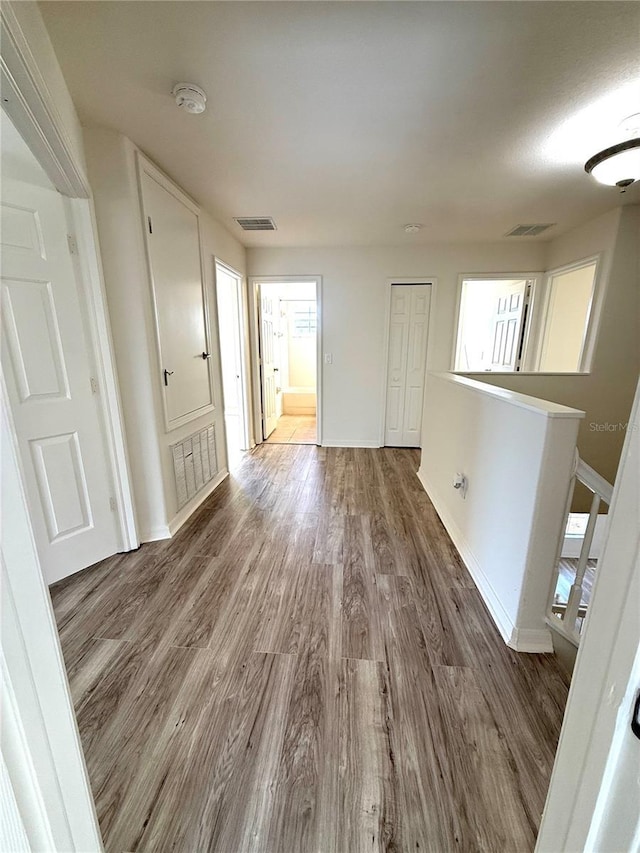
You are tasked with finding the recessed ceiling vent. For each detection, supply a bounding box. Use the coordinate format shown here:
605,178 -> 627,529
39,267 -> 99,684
505,223 -> 555,237
234,217 -> 277,231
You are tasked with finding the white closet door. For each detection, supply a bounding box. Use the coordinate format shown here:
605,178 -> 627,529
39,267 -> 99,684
1,175 -> 119,584
384,284 -> 431,447
141,169 -> 213,430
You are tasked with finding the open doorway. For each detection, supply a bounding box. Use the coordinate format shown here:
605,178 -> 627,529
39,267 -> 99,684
252,278 -> 321,446
215,261 -> 252,466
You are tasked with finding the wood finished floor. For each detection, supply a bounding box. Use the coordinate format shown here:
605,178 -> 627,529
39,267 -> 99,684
50,445 -> 569,853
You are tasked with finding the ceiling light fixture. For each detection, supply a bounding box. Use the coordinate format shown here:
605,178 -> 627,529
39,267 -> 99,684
172,83 -> 207,115
584,114 -> 640,190
403,223 -> 424,234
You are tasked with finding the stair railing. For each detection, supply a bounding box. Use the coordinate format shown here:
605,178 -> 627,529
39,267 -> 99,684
546,450 -> 613,646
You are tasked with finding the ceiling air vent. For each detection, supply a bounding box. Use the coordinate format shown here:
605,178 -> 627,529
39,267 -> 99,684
234,216 -> 277,231
505,223 -> 555,237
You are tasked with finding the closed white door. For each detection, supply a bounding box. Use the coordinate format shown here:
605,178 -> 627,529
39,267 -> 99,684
259,290 -> 278,439
1,175 -> 119,584
141,170 -> 213,430
384,284 -> 431,447
216,262 -> 249,453
489,279 -> 527,371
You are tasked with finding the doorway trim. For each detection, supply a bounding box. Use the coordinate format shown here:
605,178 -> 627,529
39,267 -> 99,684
450,271 -> 544,374
1,6 -> 136,845
248,275 -> 323,447
379,277 -> 437,448
1,3 -> 138,553
214,259 -> 254,452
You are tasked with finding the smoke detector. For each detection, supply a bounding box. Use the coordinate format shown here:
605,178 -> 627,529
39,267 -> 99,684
403,223 -> 424,234
172,83 -> 207,115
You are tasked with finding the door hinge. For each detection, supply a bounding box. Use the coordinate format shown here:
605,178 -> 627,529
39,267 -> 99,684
90,377 -> 99,394
109,497 -> 117,512
147,216 -> 153,235
67,234 -> 78,255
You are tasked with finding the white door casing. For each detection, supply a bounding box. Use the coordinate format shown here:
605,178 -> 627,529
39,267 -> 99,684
259,289 -> 278,439
139,162 -> 213,432
1,174 -> 120,584
489,279 -> 527,371
384,284 -> 431,447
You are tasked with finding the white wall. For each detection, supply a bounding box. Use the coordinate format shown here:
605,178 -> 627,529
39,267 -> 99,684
476,206 -> 640,490
85,127 -> 247,540
417,372 -> 583,651
247,243 -> 545,446
284,302 -> 317,389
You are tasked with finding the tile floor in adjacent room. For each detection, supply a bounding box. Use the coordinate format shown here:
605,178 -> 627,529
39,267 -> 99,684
265,413 -> 317,445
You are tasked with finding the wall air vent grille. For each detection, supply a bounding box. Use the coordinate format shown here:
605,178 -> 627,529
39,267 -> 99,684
234,217 -> 277,231
171,425 -> 218,510
505,223 -> 555,237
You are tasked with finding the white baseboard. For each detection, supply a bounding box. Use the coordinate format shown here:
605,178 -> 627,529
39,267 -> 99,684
416,467 -> 553,654
507,627 -> 554,653
321,439 -> 381,448
168,469 -> 229,536
141,525 -> 171,543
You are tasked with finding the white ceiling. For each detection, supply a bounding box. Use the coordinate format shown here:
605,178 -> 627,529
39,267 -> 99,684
40,1 -> 640,247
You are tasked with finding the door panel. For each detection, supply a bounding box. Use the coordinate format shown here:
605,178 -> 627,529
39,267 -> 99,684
259,290 -> 278,439
30,432 -> 92,541
384,284 -> 431,447
141,171 -> 212,429
2,278 -> 69,400
489,280 -> 527,371
1,174 -> 119,583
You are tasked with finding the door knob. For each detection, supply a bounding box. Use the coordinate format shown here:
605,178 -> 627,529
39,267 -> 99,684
163,369 -> 174,386
202,352 -> 211,359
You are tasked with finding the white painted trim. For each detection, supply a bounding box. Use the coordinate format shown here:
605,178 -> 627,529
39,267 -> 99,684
416,467 -> 553,653
135,152 -> 216,434
0,3 -> 89,198
451,271 -> 543,373
508,627 -> 554,654
379,277 -> 437,448
537,253 -> 601,373
1,663 -> 53,851
430,372 -> 585,418
1,386 -> 104,851
248,275 -> 323,446
168,469 -> 229,536
68,198 -> 139,551
143,525 -> 172,543
536,376 -> 640,852
0,3 -> 138,554
322,439 -> 381,448
214,260 -> 254,450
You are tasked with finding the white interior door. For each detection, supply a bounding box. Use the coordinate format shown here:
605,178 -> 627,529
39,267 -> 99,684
489,280 -> 527,371
141,169 -> 213,430
384,284 -> 431,447
1,172 -> 119,584
259,289 -> 278,439
216,262 -> 249,452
